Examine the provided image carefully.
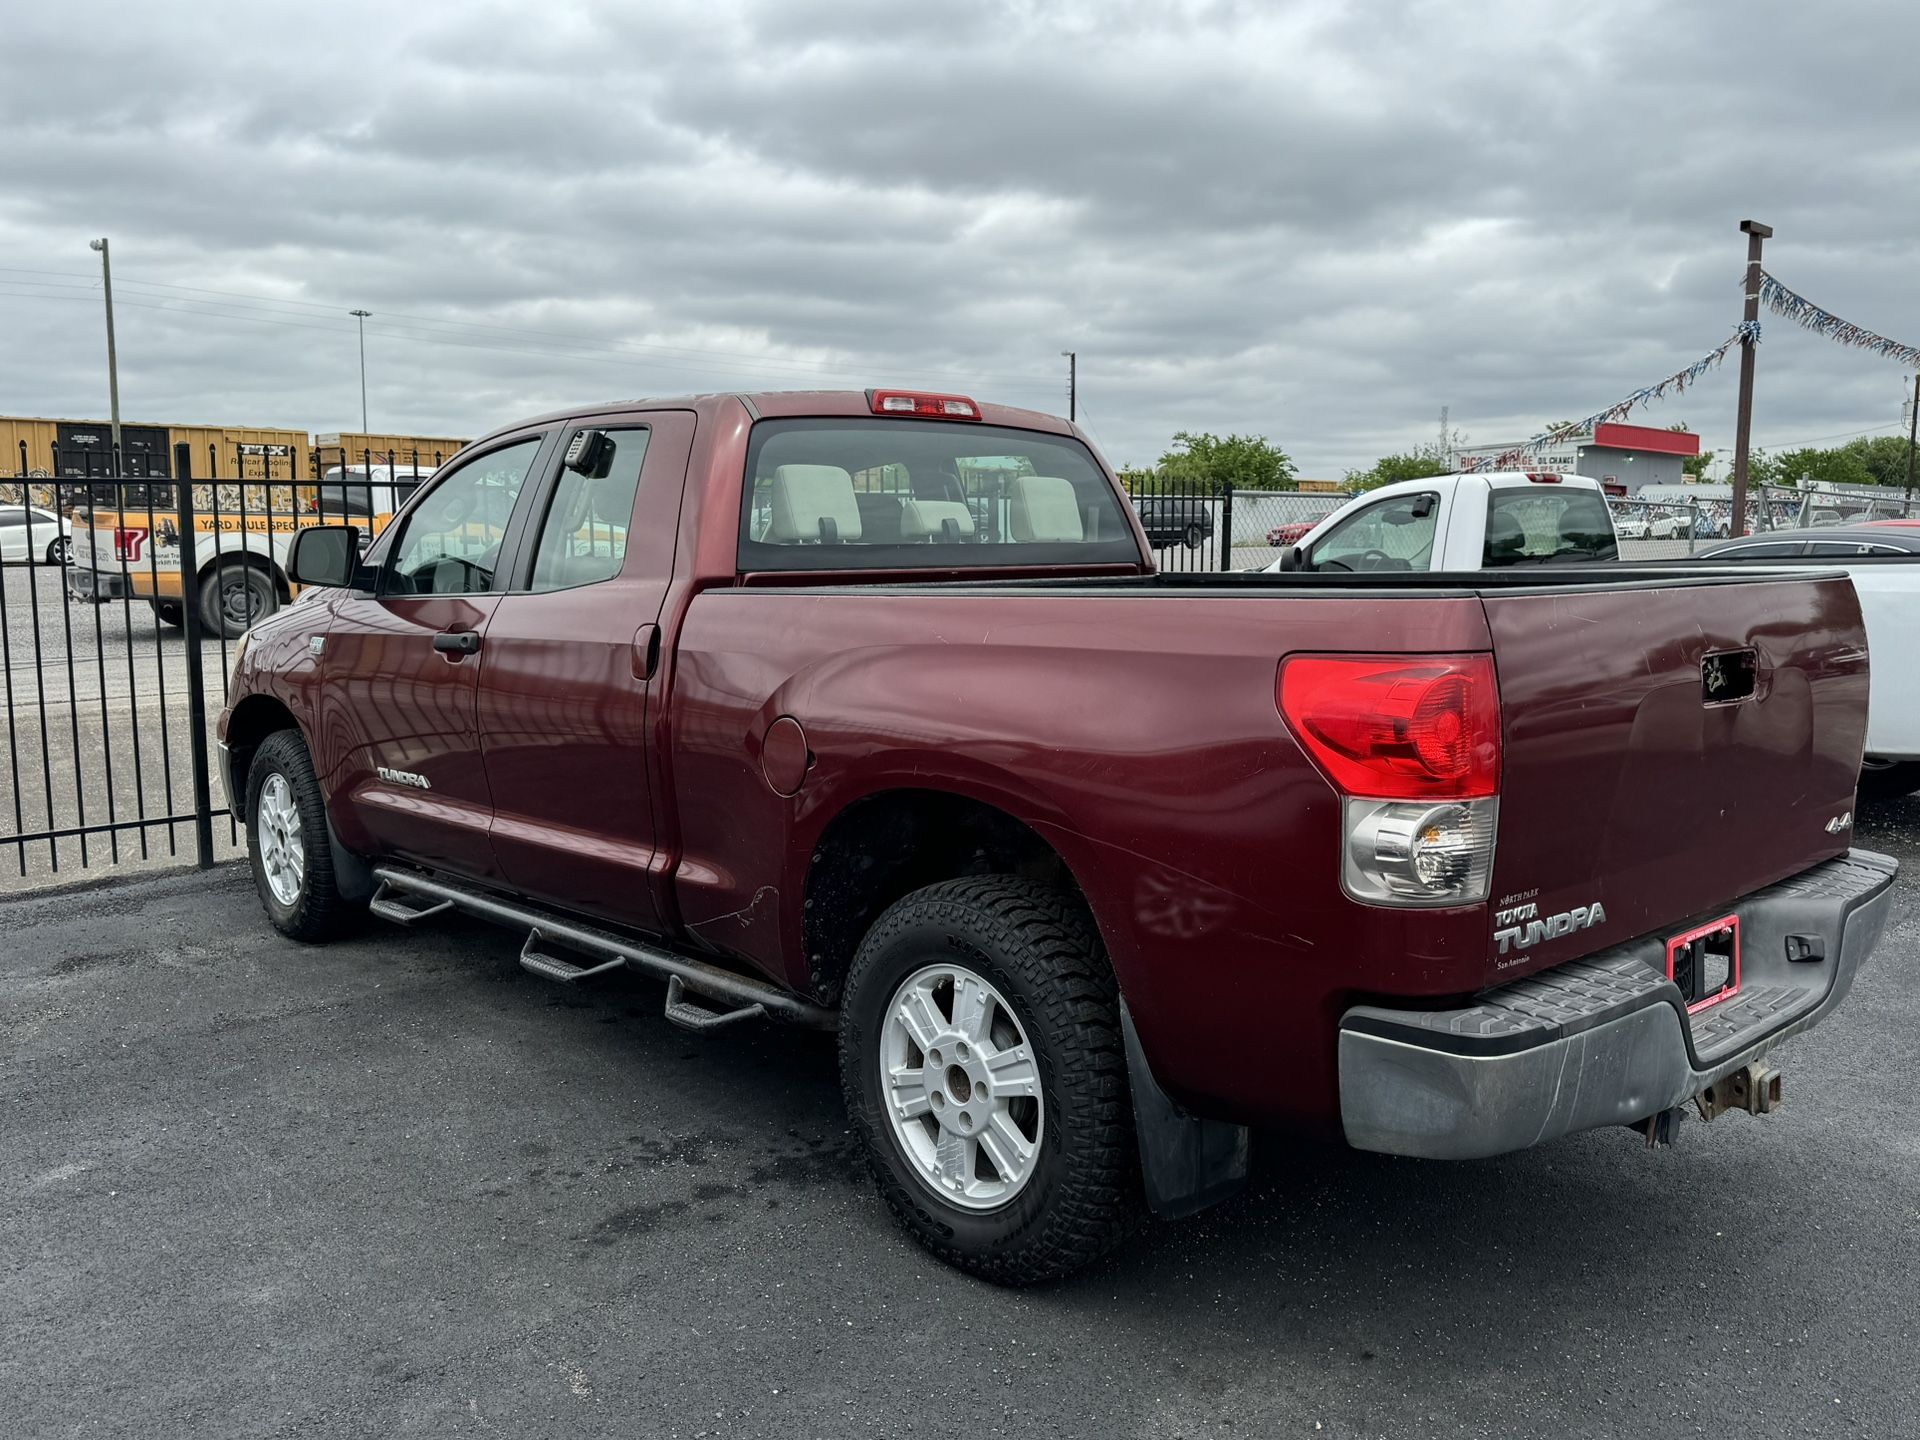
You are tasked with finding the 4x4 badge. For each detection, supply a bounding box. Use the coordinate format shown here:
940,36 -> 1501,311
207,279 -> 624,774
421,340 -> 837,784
1826,811 -> 1853,834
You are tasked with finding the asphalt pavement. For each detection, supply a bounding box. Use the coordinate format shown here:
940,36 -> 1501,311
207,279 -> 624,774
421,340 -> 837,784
4,804 -> 1918,1438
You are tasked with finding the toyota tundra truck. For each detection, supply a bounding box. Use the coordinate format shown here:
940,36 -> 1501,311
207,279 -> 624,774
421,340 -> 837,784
216,388 -> 1897,1284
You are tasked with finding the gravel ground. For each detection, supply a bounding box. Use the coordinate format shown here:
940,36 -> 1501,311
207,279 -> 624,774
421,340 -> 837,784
3,801 -> 1918,1438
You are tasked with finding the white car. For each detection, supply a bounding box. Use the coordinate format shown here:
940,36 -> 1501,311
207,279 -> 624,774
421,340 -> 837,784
1265,471 -> 1619,573
1613,511 -> 1651,540
0,503 -> 72,566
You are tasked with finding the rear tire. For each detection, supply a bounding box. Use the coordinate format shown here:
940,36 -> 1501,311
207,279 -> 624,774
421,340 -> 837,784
1183,524 -> 1205,550
838,876 -> 1141,1285
46,536 -> 72,566
152,601 -> 184,629
246,729 -> 355,942
201,561 -> 277,638
1858,759 -> 1920,803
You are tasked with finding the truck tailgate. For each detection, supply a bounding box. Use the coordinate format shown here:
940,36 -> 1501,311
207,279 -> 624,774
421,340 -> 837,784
1482,572 -> 1868,985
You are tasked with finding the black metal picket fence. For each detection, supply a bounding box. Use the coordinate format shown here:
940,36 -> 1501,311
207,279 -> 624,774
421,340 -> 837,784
0,440 -> 440,889
1122,477 -> 1351,573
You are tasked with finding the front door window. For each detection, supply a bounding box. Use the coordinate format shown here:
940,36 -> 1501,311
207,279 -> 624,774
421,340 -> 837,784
380,439 -> 541,595
1307,493 -> 1438,572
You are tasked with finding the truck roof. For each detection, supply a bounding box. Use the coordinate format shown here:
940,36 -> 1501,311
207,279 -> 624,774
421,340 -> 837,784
468,390 -> 1078,452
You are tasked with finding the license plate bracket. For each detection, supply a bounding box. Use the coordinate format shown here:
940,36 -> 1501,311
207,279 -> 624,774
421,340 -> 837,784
1666,914 -> 1741,1014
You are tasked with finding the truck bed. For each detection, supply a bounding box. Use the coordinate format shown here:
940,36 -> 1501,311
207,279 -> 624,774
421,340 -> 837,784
674,562 -> 1868,1131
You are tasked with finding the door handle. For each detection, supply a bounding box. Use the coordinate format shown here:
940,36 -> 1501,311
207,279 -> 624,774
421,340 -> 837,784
433,630 -> 482,655
631,623 -> 661,680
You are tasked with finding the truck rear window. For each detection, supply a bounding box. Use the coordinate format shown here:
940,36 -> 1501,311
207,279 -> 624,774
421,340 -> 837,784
1482,488 -> 1619,566
738,419 -> 1142,572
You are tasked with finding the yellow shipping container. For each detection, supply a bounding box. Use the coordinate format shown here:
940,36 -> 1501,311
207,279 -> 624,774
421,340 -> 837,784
1,415 -> 469,513
312,430 -> 469,476
0,414 -> 309,509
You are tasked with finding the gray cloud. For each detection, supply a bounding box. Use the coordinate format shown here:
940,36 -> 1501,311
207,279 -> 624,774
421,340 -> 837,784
3,0 -> 1918,476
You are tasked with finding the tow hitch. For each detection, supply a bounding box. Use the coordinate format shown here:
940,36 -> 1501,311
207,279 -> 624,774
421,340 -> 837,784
1630,1064 -> 1784,1148
1695,1062 -> 1783,1121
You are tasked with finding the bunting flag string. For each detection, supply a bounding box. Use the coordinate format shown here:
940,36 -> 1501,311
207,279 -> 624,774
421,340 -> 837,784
1461,326 -> 1754,471
1758,272 -> 1920,368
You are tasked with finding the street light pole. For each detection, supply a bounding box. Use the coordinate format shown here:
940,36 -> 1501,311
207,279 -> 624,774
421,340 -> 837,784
88,238 -> 122,463
1729,218 -> 1772,538
350,309 -> 372,434
1060,350 -> 1077,423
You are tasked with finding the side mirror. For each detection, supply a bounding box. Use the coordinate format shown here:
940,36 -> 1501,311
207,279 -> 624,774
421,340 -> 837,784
1277,544 -> 1302,572
288,525 -> 363,588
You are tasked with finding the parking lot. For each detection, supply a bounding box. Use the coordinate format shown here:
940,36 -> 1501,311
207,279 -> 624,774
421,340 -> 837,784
4,802 -> 1916,1438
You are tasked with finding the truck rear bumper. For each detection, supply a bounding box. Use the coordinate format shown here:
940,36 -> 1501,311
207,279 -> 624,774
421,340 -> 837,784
1338,850 -> 1897,1159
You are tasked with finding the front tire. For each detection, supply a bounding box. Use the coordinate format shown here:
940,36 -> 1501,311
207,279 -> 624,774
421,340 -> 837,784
246,729 -> 355,942
1183,523 -> 1205,550
839,877 -> 1141,1284
46,536 -> 72,566
151,601 -> 184,629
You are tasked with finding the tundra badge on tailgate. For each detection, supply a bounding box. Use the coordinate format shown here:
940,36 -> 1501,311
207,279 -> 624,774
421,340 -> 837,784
1494,899 -> 1607,956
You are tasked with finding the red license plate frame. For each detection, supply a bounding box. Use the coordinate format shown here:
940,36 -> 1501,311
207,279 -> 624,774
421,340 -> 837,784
1666,914 -> 1741,1014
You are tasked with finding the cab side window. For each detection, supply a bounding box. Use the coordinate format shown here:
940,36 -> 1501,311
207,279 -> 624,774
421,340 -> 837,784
380,438 -> 542,596
527,428 -> 650,592
1308,492 -> 1437,572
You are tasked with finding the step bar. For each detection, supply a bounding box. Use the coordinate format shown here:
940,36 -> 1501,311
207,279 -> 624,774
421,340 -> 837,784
370,865 -> 835,1031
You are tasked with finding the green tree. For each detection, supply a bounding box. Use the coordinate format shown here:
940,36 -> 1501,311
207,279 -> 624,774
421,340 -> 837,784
1750,445 -> 1876,490
1153,431 -> 1297,493
1838,434 -> 1917,487
1342,442 -> 1453,493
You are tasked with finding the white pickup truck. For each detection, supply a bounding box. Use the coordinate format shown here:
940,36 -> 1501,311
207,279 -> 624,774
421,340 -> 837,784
1265,471 -> 1619,573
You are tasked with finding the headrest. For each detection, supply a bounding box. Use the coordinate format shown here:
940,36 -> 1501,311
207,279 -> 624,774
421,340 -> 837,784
768,465 -> 862,542
1008,475 -> 1083,543
899,498 -> 975,540
1486,510 -> 1527,557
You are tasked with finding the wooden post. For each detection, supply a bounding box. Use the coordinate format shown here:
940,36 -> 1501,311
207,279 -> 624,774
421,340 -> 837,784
1905,371 -> 1918,518
1729,219 -> 1772,538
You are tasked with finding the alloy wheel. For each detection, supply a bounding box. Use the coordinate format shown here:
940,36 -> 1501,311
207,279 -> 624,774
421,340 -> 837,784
256,772 -> 306,906
879,963 -> 1044,1210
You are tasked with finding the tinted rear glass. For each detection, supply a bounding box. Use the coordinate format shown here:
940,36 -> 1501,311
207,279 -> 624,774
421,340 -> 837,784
1482,487 -> 1619,566
738,418 -> 1141,572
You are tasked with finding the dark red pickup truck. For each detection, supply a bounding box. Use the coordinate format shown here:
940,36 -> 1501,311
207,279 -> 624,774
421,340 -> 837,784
219,388 -> 1896,1282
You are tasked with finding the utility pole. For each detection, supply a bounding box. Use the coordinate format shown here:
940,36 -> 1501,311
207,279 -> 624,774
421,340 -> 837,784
350,309 -> 372,433
1060,350 -> 1077,423
88,238 -> 122,463
1905,371 -> 1918,517
1730,218 -> 1772,538
1439,405 -> 1450,466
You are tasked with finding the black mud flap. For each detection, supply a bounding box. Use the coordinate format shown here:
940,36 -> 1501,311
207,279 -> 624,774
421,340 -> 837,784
326,809 -> 376,902
1121,1001 -> 1250,1219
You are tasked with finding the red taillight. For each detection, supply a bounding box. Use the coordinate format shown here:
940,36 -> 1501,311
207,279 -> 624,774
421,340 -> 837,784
1277,654 -> 1500,799
1524,472 -> 1563,483
866,389 -> 982,420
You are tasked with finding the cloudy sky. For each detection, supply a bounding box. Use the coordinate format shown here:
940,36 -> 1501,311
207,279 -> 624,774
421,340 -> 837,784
3,0 -> 1918,477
